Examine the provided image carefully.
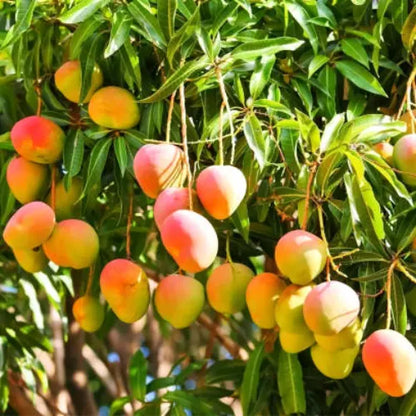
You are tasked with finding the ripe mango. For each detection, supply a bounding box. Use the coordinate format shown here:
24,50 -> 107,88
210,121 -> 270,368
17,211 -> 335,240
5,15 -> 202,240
6,157 -> 49,204
154,187 -> 200,229
362,329 -> 416,397
393,134 -> 416,186
275,230 -> 327,285
13,247 -> 48,273
196,165 -> 247,220
279,329 -> 315,353
373,142 -> 393,166
3,201 -> 55,249
275,284 -> 313,332
161,210 -> 218,273
246,273 -> 287,329
155,274 -> 204,328
43,219 -> 99,269
100,259 -> 150,323
207,263 -> 254,314
72,296 -> 105,332
47,177 -> 83,220
311,344 -> 359,379
55,60 -> 103,103
88,86 -> 140,130
11,116 -> 65,164
303,281 -> 360,335
314,318 -> 363,352
134,144 -> 186,198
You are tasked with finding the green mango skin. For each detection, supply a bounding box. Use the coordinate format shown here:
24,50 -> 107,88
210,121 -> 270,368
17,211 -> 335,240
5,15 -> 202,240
73,296 -> 105,332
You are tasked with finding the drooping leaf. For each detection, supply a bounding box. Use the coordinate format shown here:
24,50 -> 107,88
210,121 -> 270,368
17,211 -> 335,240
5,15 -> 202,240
129,349 -> 148,402
60,0 -> 111,24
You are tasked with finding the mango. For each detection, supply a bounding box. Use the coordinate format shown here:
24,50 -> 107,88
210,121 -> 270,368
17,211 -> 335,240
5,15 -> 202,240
303,281 -> 360,336
72,296 -> 104,332
13,247 -> 48,273
393,134 -> 416,186
196,165 -> 247,220
246,273 -> 287,329
363,329 -> 416,397
54,60 -> 103,103
42,219 -> 99,269
160,210 -> 218,273
207,263 -> 254,314
11,116 -> 65,164
311,344 -> 359,379
47,177 -> 83,220
155,274 -> 204,328
100,259 -> 150,323
314,318 -> 363,352
6,157 -> 49,204
154,187 -> 200,229
275,284 -> 313,332
406,286 -> 416,316
133,144 -> 186,198
279,329 -> 315,353
373,142 -> 394,166
3,201 -> 55,249
274,230 -> 327,285
88,86 -> 140,130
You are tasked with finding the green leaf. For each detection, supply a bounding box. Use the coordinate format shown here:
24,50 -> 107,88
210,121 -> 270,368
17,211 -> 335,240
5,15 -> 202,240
128,0 -> 167,48
205,360 -> 246,384
104,10 -> 132,58
391,275 -> 407,335
341,38 -> 369,69
163,391 -> 213,415
60,0 -> 111,24
120,41 -> 142,91
316,151 -> 345,195
110,397 -> 131,416
129,349 -> 148,401
286,1 -> 320,54
140,56 -> 209,103
402,7 -> 416,51
230,37 -> 304,61
211,2 -> 239,35
2,0 -> 36,48
295,110 -> 320,152
70,16 -> 104,59
167,6 -> 200,65
158,0 -> 177,40
114,137 -> 129,177
241,343 -> 264,415
82,138 -> 112,198
250,55 -> 276,99
20,279 -> 44,330
308,55 -> 329,78
232,202 -> 250,243
398,383 -> 416,416
243,114 -> 266,169
335,60 -> 387,97
63,129 -> 85,180
320,113 -> 345,153
277,349 -> 306,414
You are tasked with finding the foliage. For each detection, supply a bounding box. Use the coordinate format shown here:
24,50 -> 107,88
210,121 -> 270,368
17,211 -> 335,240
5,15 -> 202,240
0,0 -> 416,415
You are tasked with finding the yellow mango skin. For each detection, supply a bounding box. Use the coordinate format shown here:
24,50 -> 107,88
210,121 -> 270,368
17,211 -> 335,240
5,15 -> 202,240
275,284 -> 314,332
246,273 -> 287,329
3,201 -> 55,249
373,142 -> 394,166
88,86 -> 140,130
196,165 -> 247,220
362,329 -> 416,397
100,259 -> 150,323
13,247 -> 48,273
275,230 -> 327,285
311,344 -> 359,380
406,286 -> 416,316
155,274 -> 205,328
303,281 -> 360,336
72,296 -> 105,332
134,144 -> 186,199
393,134 -> 416,186
47,177 -> 83,220
315,318 -> 363,352
280,329 -> 315,353
6,157 -> 49,204
207,263 -> 254,315
54,60 -> 103,103
42,219 -> 99,269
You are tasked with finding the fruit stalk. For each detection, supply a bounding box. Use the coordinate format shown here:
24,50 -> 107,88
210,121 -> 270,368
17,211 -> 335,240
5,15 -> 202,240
126,182 -> 134,259
165,91 -> 177,144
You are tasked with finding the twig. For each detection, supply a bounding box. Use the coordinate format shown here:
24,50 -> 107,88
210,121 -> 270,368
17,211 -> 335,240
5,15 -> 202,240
50,165 -> 57,211
85,265 -> 94,296
385,259 -> 398,329
179,83 -> 193,211
218,102 -> 225,165
301,162 -> 318,230
166,91 -> 177,143
126,183 -> 134,259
